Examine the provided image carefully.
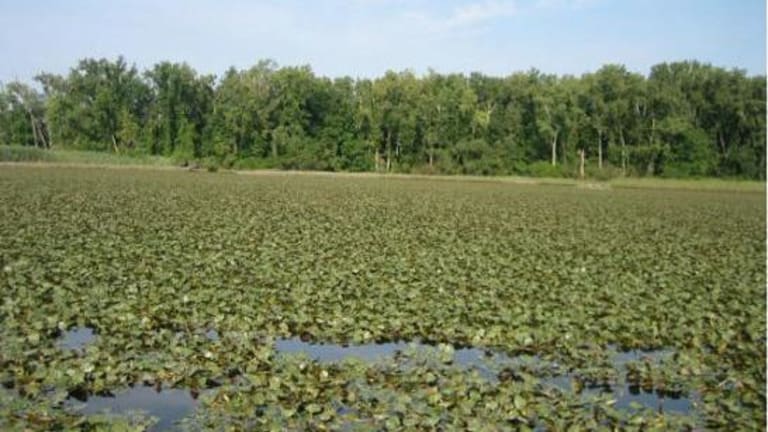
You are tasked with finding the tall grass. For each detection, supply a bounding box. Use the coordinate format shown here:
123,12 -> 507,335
607,176 -> 765,193
0,146 -> 172,166
1,145 -> 763,192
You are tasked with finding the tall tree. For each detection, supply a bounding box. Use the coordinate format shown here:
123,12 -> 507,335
38,57 -> 150,153
145,62 -> 214,159
0,57 -> 762,179
0,82 -> 48,147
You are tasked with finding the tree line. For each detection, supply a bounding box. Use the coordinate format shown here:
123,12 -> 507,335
0,57 -> 765,179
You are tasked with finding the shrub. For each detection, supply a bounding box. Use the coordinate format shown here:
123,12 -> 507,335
0,145 -> 53,162
232,157 -> 273,170
585,164 -> 623,181
221,153 -> 238,169
200,157 -> 219,172
527,161 -> 567,178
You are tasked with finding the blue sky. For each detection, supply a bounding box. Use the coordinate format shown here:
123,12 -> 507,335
0,0 -> 764,82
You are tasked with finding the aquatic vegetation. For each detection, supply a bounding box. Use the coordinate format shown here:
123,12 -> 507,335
0,166 -> 764,430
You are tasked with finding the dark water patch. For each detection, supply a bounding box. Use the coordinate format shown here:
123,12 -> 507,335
276,339 -> 694,415
546,374 -> 692,414
545,358 -> 694,415
622,385 -> 693,413
68,385 -> 198,431
205,329 -> 220,341
592,382 -> 692,414
275,338 -> 412,363
274,338 -> 533,380
58,327 -> 96,350
276,338 -> 565,387
611,347 -> 674,366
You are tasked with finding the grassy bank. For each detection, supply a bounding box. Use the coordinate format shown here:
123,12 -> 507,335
1,145 -> 764,192
0,145 -> 172,167
607,176 -> 765,192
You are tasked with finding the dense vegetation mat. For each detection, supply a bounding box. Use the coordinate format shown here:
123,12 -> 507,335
0,166 -> 764,430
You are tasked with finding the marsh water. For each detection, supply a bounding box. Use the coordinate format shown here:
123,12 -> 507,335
57,326 -> 96,350
70,386 -> 198,431
276,338 -> 693,414
56,328 -> 694,428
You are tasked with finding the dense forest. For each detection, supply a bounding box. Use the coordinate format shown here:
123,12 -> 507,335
0,57 -> 765,178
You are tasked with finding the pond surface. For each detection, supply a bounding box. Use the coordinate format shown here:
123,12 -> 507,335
611,347 -> 674,366
53,330 -> 694,425
545,375 -> 692,414
69,386 -> 198,431
608,348 -> 692,413
274,337 -> 525,366
619,385 -> 693,414
276,338 -> 415,363
275,337 -> 532,381
205,329 -> 220,341
58,327 -> 96,350
57,328 -> 197,429
276,338 -> 694,414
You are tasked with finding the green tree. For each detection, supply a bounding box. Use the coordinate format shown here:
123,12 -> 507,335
37,57 -> 149,152
0,82 -> 49,147
145,62 -> 214,158
0,56 -> 762,179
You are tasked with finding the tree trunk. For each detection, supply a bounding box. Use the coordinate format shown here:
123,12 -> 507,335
271,139 -> 278,159
579,148 -> 585,179
432,106 -> 439,169
39,119 -> 49,148
561,137 -> 566,166
43,122 -> 53,148
646,119 -> 656,176
597,129 -> 603,170
619,129 -> 626,175
550,130 -> 558,166
112,134 -> 120,154
29,113 -> 40,148
374,146 -> 380,172
718,131 -> 728,157
386,130 -> 392,172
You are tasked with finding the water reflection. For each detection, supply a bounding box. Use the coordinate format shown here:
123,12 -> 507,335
275,337 -> 531,380
70,385 -> 197,431
55,330 -> 693,422
545,374 -> 692,414
58,327 -> 96,350
275,338 -> 693,414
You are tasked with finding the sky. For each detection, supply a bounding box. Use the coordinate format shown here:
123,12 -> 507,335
0,0 -> 764,83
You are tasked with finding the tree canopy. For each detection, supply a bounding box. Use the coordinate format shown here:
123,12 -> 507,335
1,57 -> 764,179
